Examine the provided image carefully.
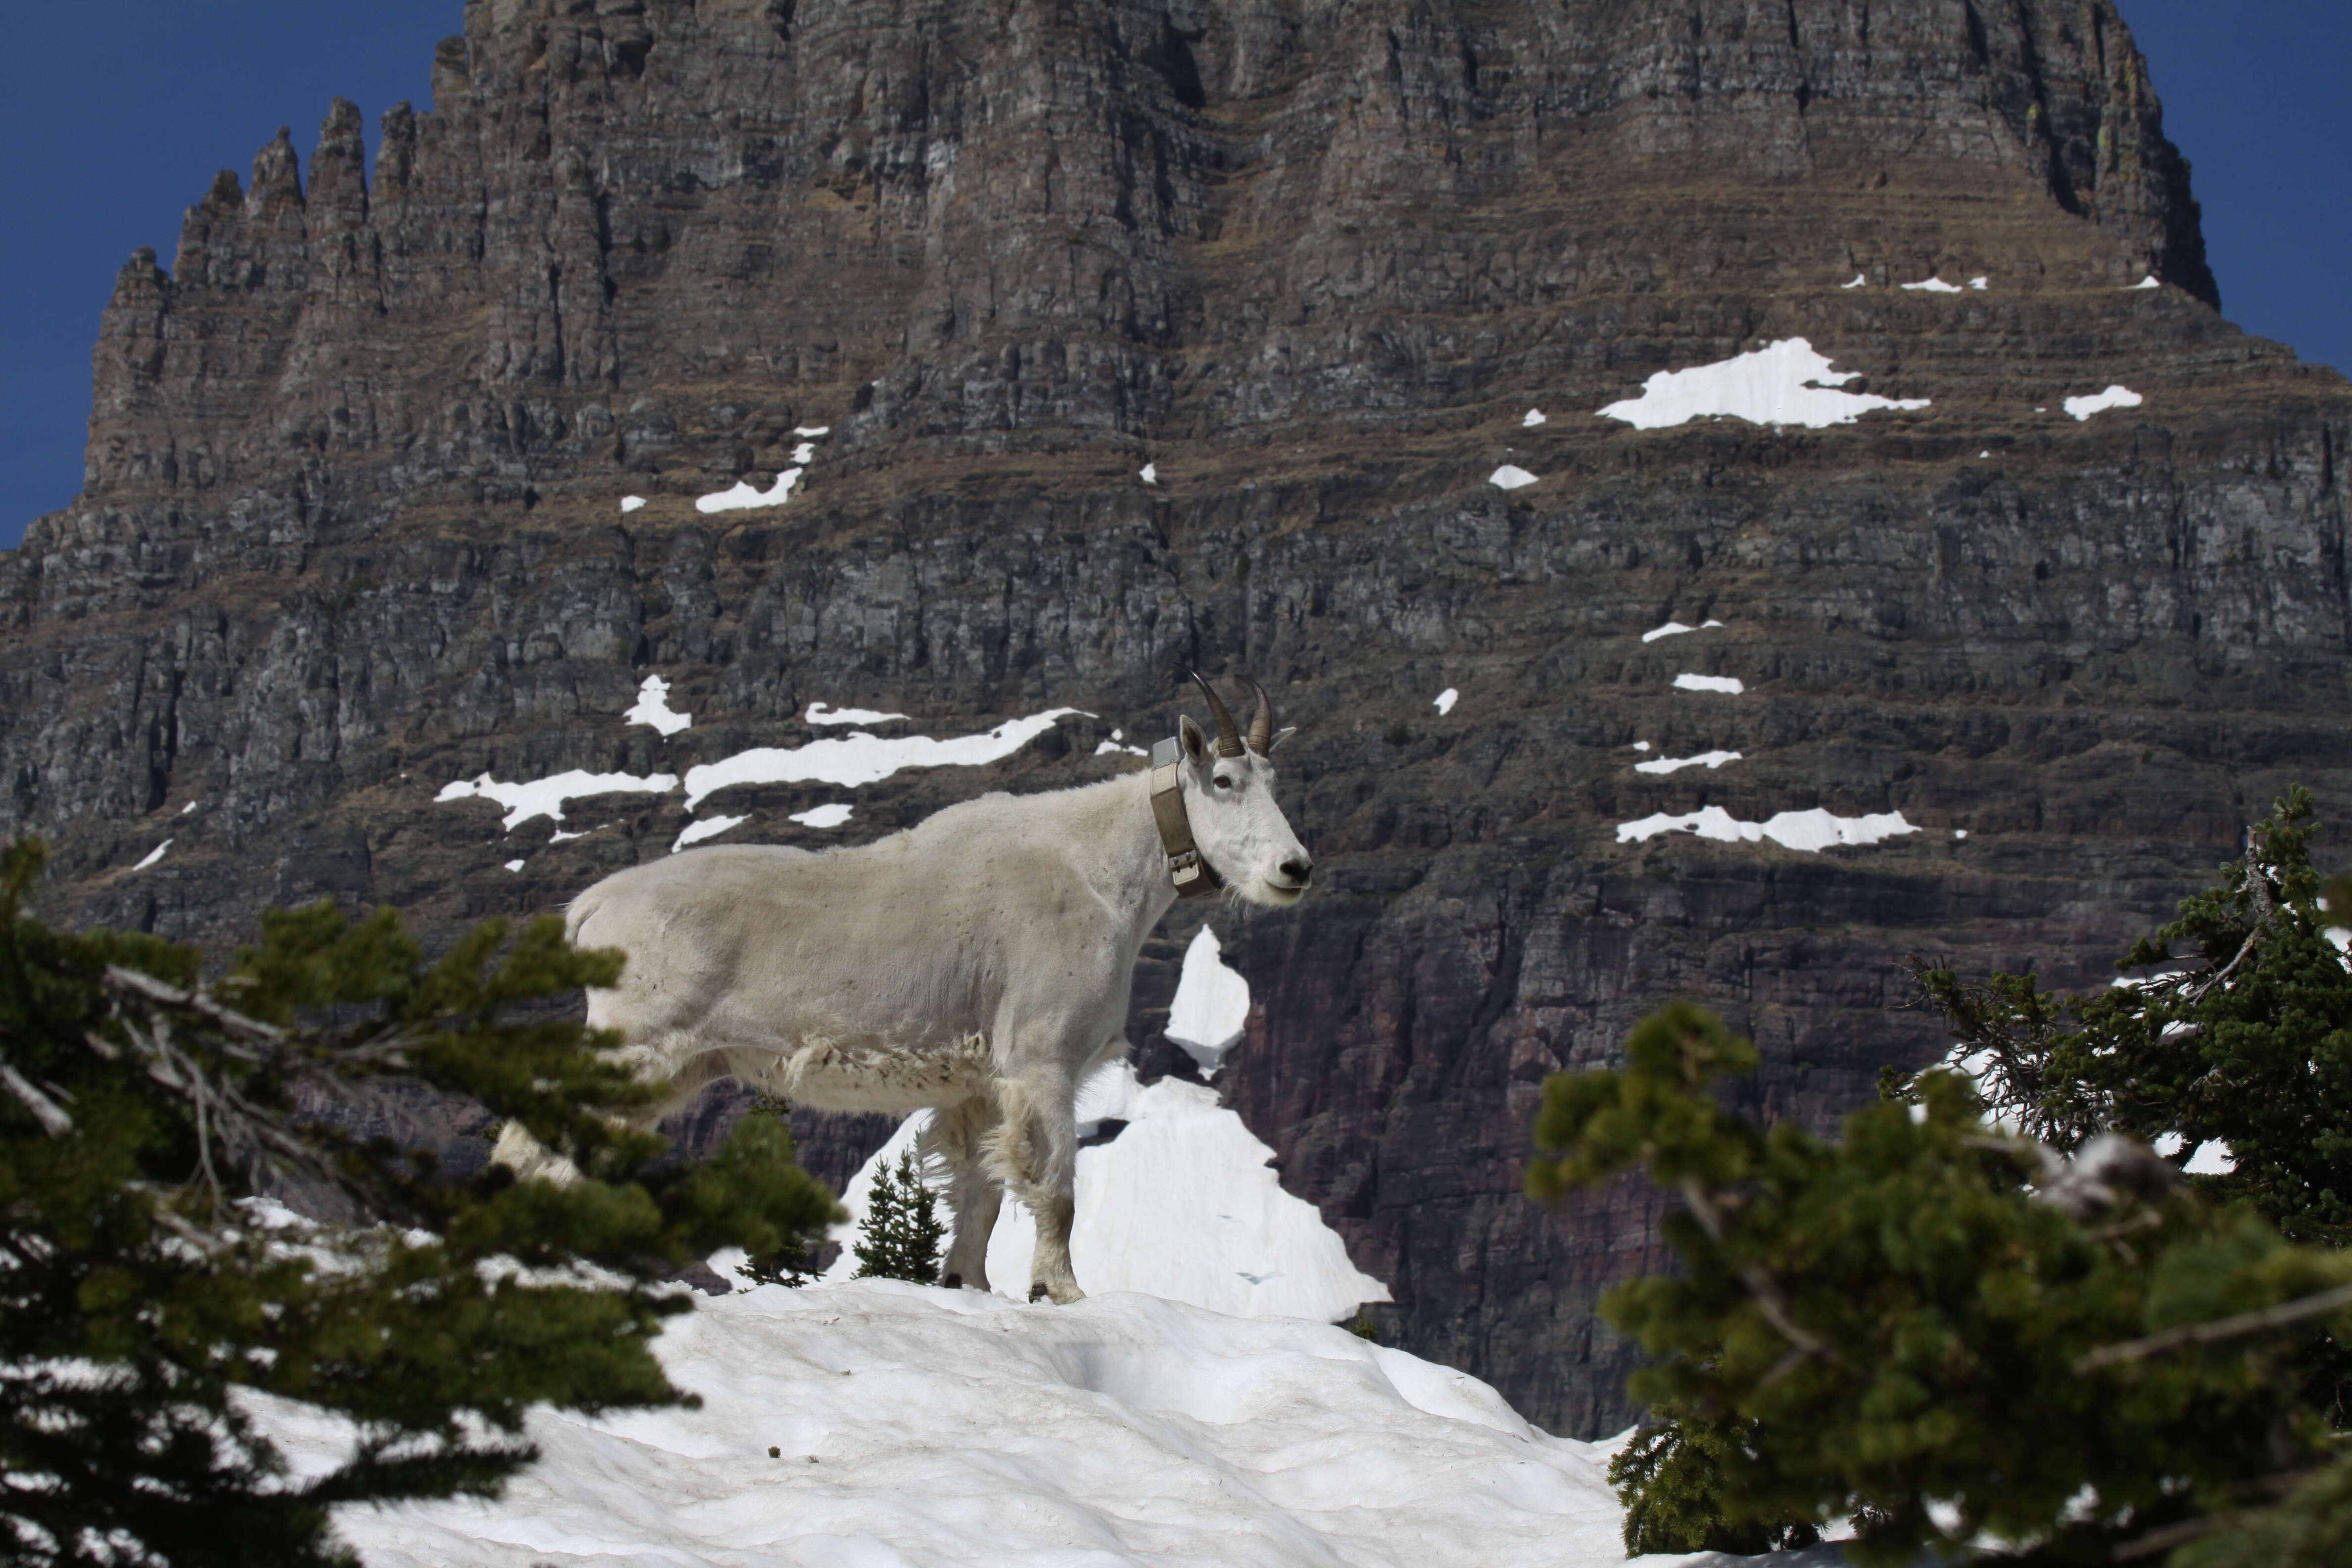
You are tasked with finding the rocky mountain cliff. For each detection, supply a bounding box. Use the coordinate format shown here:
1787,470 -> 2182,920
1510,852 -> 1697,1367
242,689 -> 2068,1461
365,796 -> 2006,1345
5,0 -> 2349,1436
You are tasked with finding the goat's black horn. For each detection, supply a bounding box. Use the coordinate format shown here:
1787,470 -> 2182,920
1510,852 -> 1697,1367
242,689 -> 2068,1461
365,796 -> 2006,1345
1244,679 -> 1273,755
1185,668 -> 1244,758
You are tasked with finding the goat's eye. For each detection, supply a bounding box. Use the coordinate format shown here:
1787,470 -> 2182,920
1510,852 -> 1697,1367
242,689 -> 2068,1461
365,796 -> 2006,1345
1213,775 -> 1234,790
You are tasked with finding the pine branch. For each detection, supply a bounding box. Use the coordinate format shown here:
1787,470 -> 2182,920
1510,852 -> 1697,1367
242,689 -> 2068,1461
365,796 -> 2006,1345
2077,1282 -> 2352,1371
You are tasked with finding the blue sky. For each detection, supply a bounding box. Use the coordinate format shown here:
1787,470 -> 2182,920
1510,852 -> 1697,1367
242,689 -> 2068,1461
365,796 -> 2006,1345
2,2 -> 2346,549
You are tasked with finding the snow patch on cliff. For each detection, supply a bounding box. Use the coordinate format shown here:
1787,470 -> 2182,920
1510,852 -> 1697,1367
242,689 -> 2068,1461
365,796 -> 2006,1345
1166,927 -> 1252,1077
1618,806 -> 1920,853
696,470 -> 802,513
673,814 -> 748,852
1635,750 -> 1743,776
2065,385 -> 2145,421
437,769 -> 681,832
684,709 -> 1086,810
1598,338 -> 1929,431
806,702 -> 909,728
623,674 -> 691,736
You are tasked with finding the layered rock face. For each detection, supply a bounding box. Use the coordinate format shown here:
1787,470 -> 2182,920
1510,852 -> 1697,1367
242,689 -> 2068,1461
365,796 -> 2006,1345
5,0 -> 2349,1435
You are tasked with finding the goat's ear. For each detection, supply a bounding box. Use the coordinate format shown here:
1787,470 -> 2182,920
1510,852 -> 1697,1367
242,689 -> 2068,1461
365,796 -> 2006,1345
1265,725 -> 1298,753
1178,714 -> 1210,764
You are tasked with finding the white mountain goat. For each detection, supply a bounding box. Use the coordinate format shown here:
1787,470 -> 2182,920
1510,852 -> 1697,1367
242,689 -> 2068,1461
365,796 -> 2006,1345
492,675 -> 1312,1304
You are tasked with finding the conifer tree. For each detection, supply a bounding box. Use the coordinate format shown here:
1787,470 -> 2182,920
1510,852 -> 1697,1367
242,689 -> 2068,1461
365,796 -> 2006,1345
1530,1002 -> 2352,1567
851,1149 -> 944,1284
1900,786 -> 2352,1246
0,839 -> 842,1566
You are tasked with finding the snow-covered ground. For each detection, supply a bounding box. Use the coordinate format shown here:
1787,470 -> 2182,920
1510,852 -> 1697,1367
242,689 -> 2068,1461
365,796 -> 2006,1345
281,1279 -> 1786,1568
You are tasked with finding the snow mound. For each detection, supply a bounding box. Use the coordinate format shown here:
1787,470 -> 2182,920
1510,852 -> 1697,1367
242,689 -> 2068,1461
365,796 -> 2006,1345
1489,464 -> 1538,490
1618,805 -> 1919,853
1598,338 -> 1929,431
1140,461 -> 1159,484
619,494 -> 645,513
1900,277 -> 1962,294
1673,673 -> 1744,694
2064,385 -> 2144,421
1433,686 -> 1459,715
132,839 -> 171,871
623,673 -> 691,736
1522,408 -> 1546,427
789,802 -> 854,830
292,1281 -> 1667,1568
822,1062 -> 1389,1326
1841,273 -> 1866,289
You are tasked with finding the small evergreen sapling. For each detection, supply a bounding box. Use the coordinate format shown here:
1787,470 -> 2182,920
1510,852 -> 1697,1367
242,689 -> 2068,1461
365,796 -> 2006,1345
852,1149 -> 944,1284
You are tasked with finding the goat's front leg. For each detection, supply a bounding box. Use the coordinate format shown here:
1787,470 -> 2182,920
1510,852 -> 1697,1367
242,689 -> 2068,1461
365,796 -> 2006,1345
986,1072 -> 1083,1304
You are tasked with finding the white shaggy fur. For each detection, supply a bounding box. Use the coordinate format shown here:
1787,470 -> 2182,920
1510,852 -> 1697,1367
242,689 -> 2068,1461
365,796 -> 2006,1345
494,716 -> 1311,1304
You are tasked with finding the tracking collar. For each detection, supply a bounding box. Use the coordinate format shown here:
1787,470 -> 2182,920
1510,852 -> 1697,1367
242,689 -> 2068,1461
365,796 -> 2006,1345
1148,736 -> 1225,899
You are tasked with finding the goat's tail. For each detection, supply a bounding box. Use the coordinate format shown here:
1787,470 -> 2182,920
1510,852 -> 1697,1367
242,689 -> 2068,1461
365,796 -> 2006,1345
562,887 -> 605,947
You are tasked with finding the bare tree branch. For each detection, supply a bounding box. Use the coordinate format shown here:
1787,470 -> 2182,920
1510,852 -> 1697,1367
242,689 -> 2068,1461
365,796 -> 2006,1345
0,1061 -> 74,1136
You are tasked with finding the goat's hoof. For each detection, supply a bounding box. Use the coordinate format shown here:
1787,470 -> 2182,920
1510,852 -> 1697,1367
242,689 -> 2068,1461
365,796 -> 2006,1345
942,1273 -> 962,1290
1028,1282 -> 1049,1303
1030,1280 -> 1085,1306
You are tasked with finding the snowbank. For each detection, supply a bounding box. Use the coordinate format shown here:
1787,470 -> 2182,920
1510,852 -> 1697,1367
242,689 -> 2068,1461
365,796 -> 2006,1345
1618,806 -> 1919,853
821,1062 -> 1388,1325
286,1280 -> 1704,1568
1673,674 -> 1744,695
1598,339 -> 1929,431
1490,464 -> 1538,490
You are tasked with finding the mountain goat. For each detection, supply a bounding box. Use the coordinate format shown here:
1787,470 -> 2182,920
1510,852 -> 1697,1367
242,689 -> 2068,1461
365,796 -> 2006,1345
495,675 -> 1311,1304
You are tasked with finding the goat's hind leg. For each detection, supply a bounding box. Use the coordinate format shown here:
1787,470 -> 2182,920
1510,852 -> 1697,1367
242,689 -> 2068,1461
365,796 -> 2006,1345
925,1096 -> 1003,1292
988,1075 -> 1083,1304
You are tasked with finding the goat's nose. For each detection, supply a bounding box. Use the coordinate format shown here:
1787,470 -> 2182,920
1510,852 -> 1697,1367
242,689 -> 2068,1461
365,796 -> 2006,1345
1279,856 -> 1314,885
